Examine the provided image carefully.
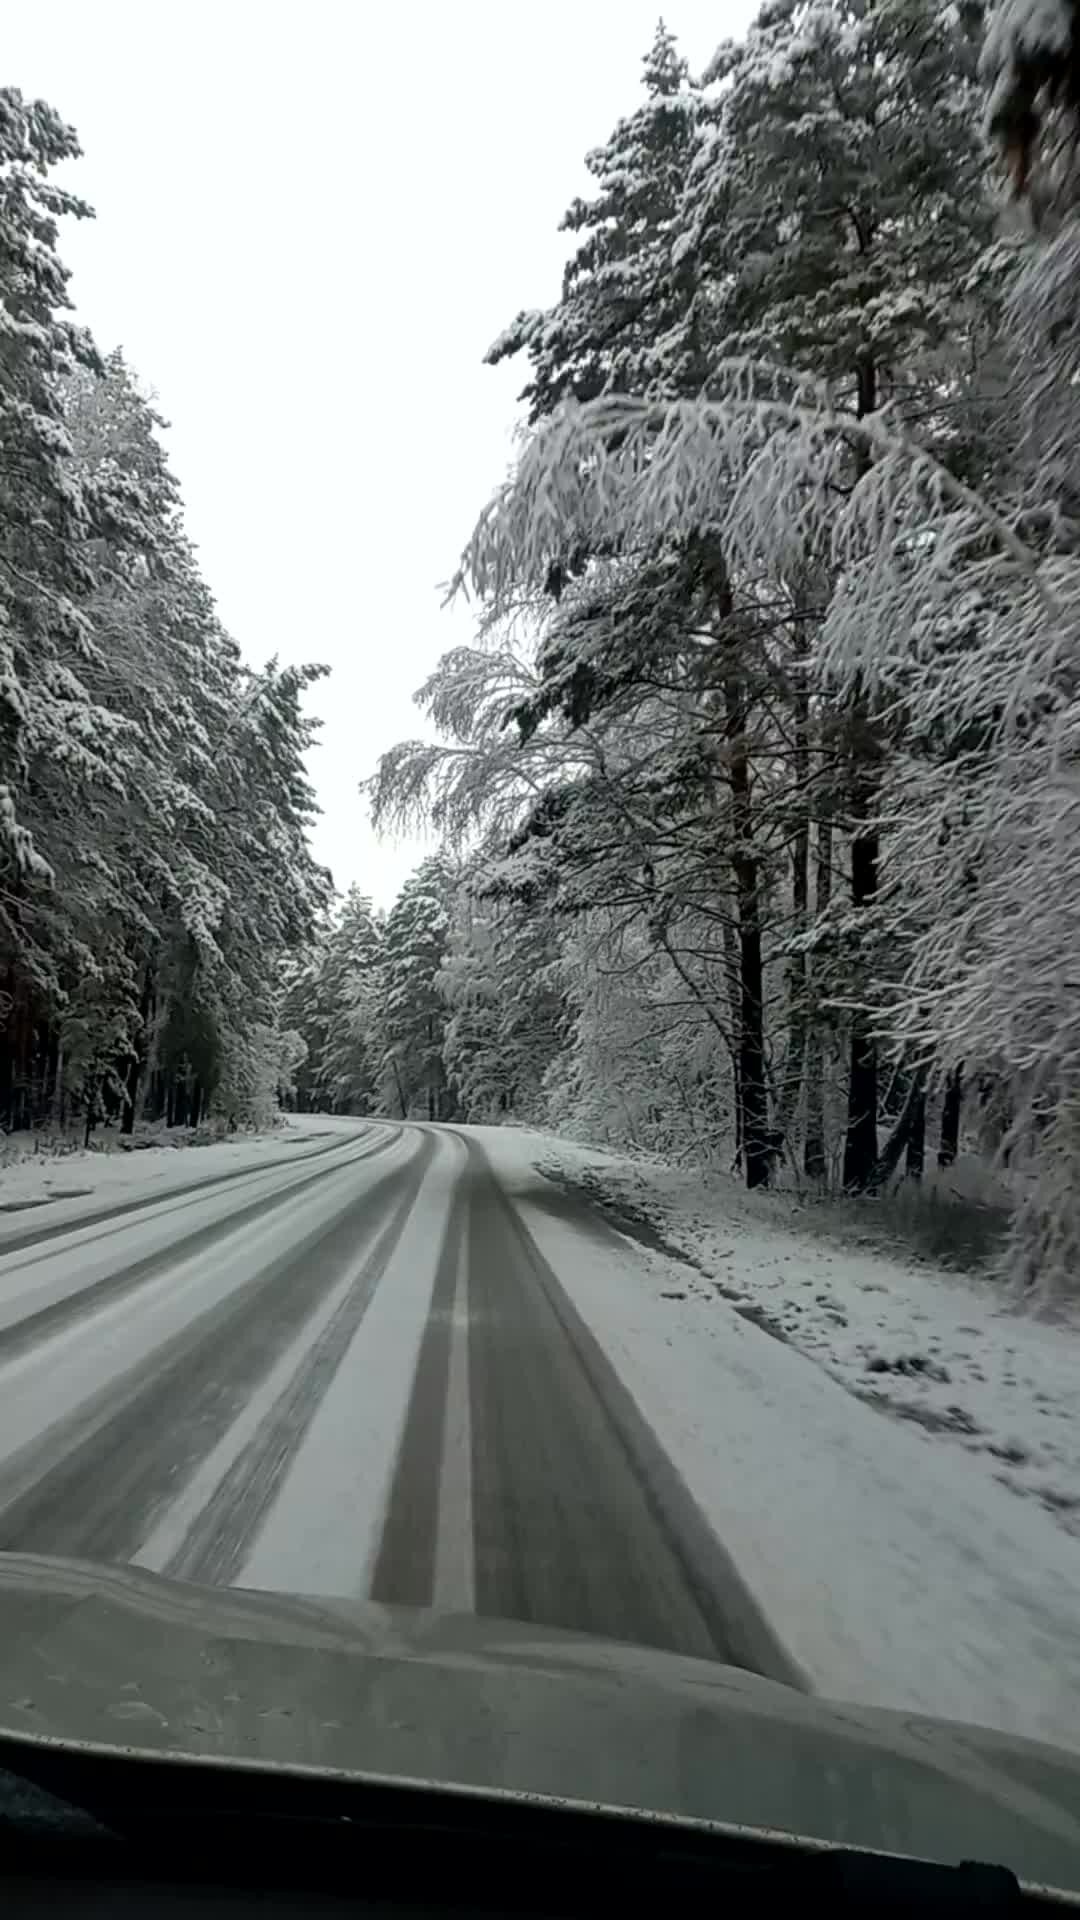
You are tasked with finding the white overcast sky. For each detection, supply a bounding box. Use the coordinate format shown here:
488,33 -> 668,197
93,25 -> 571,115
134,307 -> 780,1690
6,0 -> 756,906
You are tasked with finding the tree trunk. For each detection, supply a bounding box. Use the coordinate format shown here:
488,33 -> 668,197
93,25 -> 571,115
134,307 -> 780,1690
721,911 -> 743,1169
389,1052 -> 408,1120
51,1039 -> 65,1130
843,814 -> 879,1191
869,1066 -> 927,1192
778,648 -> 810,1147
938,1062 -> 964,1168
121,960 -> 156,1136
45,1025 -> 59,1128
841,354 -> 883,1194
804,815 -> 832,1181
7,986 -> 31,1134
906,1080 -> 926,1180
726,670 -> 769,1190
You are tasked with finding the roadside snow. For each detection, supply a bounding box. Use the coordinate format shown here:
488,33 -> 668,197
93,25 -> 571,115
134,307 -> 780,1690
477,1127 -> 1080,1756
531,1143 -> 1080,1541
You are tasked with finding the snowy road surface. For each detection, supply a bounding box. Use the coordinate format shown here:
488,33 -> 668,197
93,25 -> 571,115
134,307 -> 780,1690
0,1121 -> 788,1679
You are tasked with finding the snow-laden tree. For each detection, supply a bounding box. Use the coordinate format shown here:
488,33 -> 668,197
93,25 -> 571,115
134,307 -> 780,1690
0,95 -> 332,1139
316,890 -> 383,1114
542,913 -> 734,1159
0,88 -> 111,871
671,0 -> 1000,1189
439,858 -> 567,1123
472,26 -> 794,1185
453,284 -> 1080,1283
281,888 -> 384,1115
487,20 -> 703,421
379,859 -> 455,1120
685,0 -> 993,423
369,0 -> 1080,1283
425,0 -> 1003,1192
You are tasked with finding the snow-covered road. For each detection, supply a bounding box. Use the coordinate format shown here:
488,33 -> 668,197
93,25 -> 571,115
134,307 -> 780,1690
0,1120 -> 787,1680
3,1118 -> 1078,1758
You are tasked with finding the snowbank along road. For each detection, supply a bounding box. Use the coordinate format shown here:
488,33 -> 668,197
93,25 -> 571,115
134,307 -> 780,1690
0,1121 -> 792,1682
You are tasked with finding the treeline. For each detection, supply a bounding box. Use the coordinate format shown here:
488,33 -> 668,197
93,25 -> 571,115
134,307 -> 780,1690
281,868 -> 455,1122
350,3 -> 1080,1294
0,91 -> 329,1141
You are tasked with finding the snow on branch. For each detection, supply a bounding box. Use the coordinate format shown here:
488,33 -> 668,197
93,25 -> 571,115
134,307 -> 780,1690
453,363 -> 1063,715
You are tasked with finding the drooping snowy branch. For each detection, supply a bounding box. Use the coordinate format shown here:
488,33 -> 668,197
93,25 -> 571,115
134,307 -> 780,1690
454,365 -> 1065,712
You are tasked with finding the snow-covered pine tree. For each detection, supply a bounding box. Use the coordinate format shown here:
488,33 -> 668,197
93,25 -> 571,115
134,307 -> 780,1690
0,89 -> 107,861
487,20 -> 703,421
379,860 -> 454,1121
455,3 -> 1001,1190
450,133 -> 1080,1300
480,27 -> 791,1184
316,889 -> 384,1114
672,0 -> 997,1189
0,93 -> 137,1127
0,94 -> 332,1139
439,854 -> 567,1123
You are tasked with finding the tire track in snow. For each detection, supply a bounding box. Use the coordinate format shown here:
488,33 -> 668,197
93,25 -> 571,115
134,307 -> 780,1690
0,1124 -> 380,1261
459,1132 -> 786,1673
0,1128 -> 402,1364
0,1140 -> 424,1563
369,1171 -> 468,1608
232,1128 -> 466,1601
161,1131 -> 439,1586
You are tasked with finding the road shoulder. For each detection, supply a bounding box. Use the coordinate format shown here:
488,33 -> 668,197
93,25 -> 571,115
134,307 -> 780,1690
471,1125 -> 1080,1758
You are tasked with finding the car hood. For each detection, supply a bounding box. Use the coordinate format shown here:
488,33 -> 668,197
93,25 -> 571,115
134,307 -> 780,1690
1,1552 -> 1079,1895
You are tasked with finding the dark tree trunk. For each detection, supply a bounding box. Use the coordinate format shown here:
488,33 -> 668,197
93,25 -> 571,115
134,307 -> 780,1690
843,818 -> 879,1191
804,815 -> 832,1182
5,985 -> 32,1134
881,1060 -> 907,1118
189,1080 -> 202,1129
726,671 -> 769,1190
722,913 -> 743,1169
842,354 -> 882,1194
869,1066 -> 927,1192
389,1053 -> 408,1120
938,1062 -> 964,1168
43,1026 -> 59,1130
0,963 -> 14,1133
778,646 -> 810,1145
121,960 -> 156,1136
906,1081 -> 926,1180
51,1039 -> 65,1130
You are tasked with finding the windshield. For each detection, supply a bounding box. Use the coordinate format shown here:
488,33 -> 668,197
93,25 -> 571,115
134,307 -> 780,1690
2,0 -> 1080,1901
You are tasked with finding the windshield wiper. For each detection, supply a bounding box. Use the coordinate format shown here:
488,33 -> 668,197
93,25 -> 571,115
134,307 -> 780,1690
0,1740 -> 1044,1915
